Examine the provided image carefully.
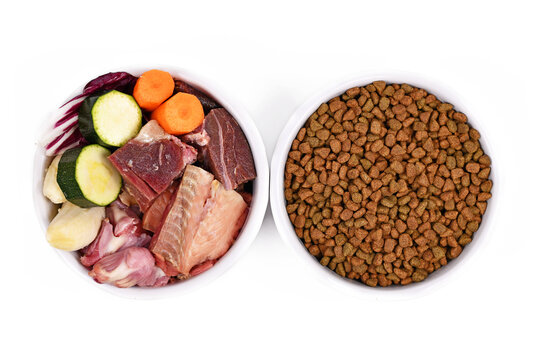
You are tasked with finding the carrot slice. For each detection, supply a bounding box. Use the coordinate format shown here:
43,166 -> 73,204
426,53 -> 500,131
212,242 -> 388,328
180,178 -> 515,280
151,92 -> 204,135
133,69 -> 175,111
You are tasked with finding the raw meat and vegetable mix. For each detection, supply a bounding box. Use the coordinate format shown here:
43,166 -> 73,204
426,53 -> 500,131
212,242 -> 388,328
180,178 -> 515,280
42,70 -> 257,288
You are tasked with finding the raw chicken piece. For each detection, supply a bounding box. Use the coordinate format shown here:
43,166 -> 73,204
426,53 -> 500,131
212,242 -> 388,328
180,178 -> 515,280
108,120 -> 197,211
189,260 -> 216,276
150,165 -> 248,276
150,165 -> 214,276
142,182 -> 177,233
181,180 -> 248,274
80,201 -> 151,267
107,200 -> 144,235
137,266 -> 169,287
89,247 -> 168,288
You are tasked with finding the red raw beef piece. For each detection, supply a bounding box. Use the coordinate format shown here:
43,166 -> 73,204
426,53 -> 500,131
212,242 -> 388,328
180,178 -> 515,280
183,108 -> 256,190
108,120 -> 197,211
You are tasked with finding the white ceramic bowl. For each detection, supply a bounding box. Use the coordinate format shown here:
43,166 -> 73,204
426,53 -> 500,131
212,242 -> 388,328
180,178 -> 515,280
270,73 -> 498,300
33,66 -> 269,300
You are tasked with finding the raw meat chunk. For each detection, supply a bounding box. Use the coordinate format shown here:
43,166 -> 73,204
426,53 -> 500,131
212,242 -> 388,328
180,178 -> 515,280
80,200 -> 151,267
181,180 -> 248,273
150,165 -> 248,276
137,266 -> 169,288
189,260 -> 216,276
180,124 -> 209,147
142,182 -> 177,233
150,165 -> 214,276
184,109 -> 256,190
108,120 -> 197,211
89,247 -> 168,288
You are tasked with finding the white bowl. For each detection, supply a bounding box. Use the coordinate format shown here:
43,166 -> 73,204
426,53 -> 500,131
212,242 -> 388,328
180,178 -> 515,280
33,66 -> 269,300
270,72 -> 498,300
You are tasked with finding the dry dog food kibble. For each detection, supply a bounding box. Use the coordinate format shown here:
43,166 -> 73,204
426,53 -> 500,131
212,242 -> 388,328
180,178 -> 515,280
284,82 -> 492,287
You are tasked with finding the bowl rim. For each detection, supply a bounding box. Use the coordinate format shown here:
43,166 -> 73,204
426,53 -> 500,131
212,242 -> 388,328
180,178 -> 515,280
270,71 -> 499,300
33,65 -> 269,300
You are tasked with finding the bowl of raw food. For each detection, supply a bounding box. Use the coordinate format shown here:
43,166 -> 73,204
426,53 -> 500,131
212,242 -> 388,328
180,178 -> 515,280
33,66 -> 269,299
270,72 -> 497,300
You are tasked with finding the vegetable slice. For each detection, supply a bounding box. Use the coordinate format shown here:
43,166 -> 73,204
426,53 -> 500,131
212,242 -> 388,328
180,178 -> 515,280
133,69 -> 175,111
47,202 -> 105,251
151,92 -> 204,135
174,79 -> 221,114
62,72 -> 138,106
44,99 -> 88,156
43,155 -> 66,204
78,90 -> 142,148
45,72 -> 137,156
57,144 -> 122,207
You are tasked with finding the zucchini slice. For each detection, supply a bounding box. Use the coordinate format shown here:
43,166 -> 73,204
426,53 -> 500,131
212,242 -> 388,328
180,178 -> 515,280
79,90 -> 142,148
57,144 -> 122,207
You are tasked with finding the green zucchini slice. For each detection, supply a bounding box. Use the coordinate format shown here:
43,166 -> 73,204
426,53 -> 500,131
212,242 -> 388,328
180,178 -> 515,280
57,144 -> 122,208
78,90 -> 142,148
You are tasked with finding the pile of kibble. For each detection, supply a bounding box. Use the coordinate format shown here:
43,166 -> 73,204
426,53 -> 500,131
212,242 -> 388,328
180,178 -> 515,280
284,81 -> 492,287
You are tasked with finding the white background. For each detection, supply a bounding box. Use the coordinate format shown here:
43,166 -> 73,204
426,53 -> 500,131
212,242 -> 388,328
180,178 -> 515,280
1,0 -> 538,359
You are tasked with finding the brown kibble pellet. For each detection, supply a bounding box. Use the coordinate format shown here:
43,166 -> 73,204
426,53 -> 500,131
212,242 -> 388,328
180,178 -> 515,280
340,209 -> 353,221
465,162 -> 480,174
373,81 -> 386,93
309,245 -> 320,256
433,222 -> 449,235
284,82 -> 492,287
392,104 -> 406,115
432,246 -> 446,260
412,269 -> 428,282
327,173 -> 340,186
316,129 -> 331,141
412,148 -> 426,159
329,139 -> 341,154
294,215 -> 305,228
399,233 -> 413,248
371,120 -> 382,135
394,268 -> 408,280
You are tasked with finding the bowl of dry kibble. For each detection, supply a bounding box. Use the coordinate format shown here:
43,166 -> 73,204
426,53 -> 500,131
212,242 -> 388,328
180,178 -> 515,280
270,74 -> 496,299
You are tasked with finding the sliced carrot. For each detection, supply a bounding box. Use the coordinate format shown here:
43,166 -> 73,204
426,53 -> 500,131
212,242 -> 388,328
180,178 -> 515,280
151,92 -> 204,135
133,69 -> 175,111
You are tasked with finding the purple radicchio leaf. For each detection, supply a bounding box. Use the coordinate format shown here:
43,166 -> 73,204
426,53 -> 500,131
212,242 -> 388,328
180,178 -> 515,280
61,72 -> 138,107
